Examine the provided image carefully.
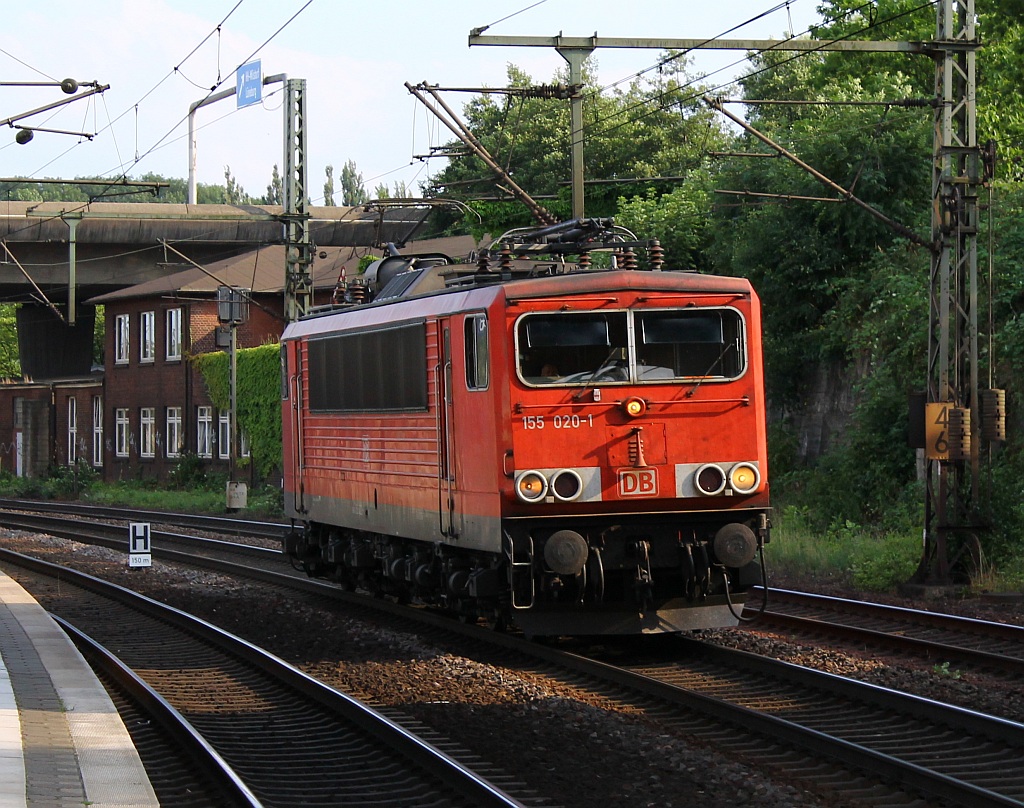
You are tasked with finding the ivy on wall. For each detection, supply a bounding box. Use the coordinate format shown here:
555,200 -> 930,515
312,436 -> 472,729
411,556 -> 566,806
193,342 -> 281,478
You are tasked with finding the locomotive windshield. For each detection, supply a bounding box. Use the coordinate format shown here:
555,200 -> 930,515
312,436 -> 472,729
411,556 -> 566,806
523,314 -> 611,348
519,313 -> 628,384
637,310 -> 744,380
517,308 -> 745,385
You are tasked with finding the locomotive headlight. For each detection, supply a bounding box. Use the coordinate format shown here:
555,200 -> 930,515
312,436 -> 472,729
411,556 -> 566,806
515,470 -> 548,503
622,396 -> 647,418
550,469 -> 583,502
729,462 -> 760,493
694,464 -> 727,496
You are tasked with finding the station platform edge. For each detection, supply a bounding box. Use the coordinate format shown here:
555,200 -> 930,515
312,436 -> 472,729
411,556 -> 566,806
0,567 -> 158,808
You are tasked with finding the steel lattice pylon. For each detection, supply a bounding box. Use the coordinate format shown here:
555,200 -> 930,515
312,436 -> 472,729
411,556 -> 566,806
283,78 -> 312,322
917,0 -> 987,584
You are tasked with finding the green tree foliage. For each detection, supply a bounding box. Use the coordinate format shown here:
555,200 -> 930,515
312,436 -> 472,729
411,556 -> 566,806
323,164 -> 336,206
223,165 -> 250,204
705,2 -> 939,529
192,343 -> 282,479
795,245 -> 929,530
976,1 -> 1024,179
262,164 -> 282,205
339,159 -> 368,205
373,180 -> 411,200
713,2 -> 934,397
0,173 -> 227,204
981,181 -> 1024,557
0,305 -> 20,378
615,170 -> 714,271
423,59 -> 729,235
134,173 -> 228,203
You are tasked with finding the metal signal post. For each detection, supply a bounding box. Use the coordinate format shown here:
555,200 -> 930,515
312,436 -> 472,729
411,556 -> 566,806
919,0 -> 996,585
283,78 -> 312,322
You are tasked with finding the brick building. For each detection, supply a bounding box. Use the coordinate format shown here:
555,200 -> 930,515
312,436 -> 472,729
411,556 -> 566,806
0,378 -> 102,477
87,244 -> 351,482
0,235 -> 477,485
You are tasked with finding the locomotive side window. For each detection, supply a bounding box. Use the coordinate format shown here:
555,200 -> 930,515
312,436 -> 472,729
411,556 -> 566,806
307,322 -> 428,411
637,309 -> 745,380
280,344 -> 289,400
464,314 -> 489,390
518,312 -> 629,385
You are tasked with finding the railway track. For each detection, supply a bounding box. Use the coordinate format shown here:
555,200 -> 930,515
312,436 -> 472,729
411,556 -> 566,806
3,504 -> 1024,806
5,501 -> 1020,678
745,587 -> 1024,677
0,497 -> 287,540
621,639 -> 1024,805
0,548 -> 536,808
56,615 -> 262,808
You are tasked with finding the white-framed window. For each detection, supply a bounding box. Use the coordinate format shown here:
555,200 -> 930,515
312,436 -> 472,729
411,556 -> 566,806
218,411 -> 231,459
114,314 -> 130,364
115,408 -> 130,457
465,313 -> 490,390
140,407 -> 155,458
140,311 -> 155,363
239,428 -> 250,458
197,406 -> 213,458
166,407 -> 182,458
92,396 -> 103,467
166,307 -> 182,360
67,396 -> 77,465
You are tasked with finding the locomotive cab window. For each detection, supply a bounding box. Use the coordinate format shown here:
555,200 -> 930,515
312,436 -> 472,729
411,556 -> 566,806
465,314 -> 489,390
637,309 -> 745,381
517,312 -> 628,385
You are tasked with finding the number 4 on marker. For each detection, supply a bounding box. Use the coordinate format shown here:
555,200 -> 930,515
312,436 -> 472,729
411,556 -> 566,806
925,403 -> 950,460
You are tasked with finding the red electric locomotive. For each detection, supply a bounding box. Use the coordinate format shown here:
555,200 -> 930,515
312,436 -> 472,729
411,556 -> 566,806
281,219 -> 770,635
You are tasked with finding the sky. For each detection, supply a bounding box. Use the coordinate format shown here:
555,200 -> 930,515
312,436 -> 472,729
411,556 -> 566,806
0,0 -> 824,204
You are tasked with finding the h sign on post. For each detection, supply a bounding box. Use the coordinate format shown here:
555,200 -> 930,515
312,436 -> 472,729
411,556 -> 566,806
128,522 -> 152,568
236,60 -> 262,108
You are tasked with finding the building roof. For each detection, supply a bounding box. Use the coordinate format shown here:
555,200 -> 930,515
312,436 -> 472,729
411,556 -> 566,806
87,234 -> 481,303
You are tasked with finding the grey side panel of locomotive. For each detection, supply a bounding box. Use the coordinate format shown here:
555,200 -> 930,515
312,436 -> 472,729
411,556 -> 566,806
300,494 -> 502,553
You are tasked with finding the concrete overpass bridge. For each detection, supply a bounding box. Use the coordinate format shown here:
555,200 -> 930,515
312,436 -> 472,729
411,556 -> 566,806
0,200 -> 431,308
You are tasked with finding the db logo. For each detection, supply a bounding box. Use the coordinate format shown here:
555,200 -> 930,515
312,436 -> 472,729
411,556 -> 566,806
618,469 -> 658,497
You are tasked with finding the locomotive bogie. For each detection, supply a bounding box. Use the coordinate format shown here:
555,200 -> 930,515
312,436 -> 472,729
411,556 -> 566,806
282,239 -> 771,635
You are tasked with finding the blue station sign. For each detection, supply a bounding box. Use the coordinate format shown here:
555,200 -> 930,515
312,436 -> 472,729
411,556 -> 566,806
236,60 -> 262,108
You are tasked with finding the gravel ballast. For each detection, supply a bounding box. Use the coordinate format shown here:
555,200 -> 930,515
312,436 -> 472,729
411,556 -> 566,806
3,530 -> 1021,808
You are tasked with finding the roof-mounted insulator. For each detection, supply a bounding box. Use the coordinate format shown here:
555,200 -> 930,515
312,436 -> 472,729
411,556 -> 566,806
622,248 -> 638,270
346,279 -> 369,304
649,240 -> 664,271
578,251 -> 591,270
499,245 -> 513,280
477,250 -> 491,273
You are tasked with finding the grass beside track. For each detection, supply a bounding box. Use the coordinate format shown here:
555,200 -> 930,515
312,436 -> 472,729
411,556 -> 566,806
770,504 -> 1024,594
